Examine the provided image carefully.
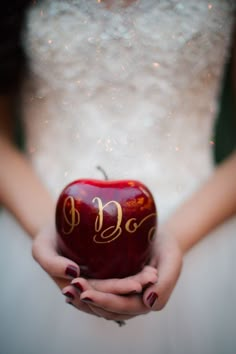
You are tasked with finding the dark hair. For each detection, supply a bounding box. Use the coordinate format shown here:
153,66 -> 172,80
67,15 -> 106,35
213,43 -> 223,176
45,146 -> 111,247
0,1 -> 32,94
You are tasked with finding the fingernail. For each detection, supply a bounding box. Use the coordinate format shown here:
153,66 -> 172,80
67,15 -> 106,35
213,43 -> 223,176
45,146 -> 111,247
147,292 -> 158,308
65,265 -> 78,278
81,297 -> 93,304
72,281 -> 84,293
63,291 -> 75,300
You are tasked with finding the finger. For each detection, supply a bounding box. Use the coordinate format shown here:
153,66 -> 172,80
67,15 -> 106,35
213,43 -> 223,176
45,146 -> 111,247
70,277 -> 141,299
129,266 -> 158,289
85,266 -> 158,295
32,232 -> 80,280
80,290 -> 149,316
142,265 -> 158,274
70,277 -> 92,294
86,278 -> 142,295
66,298 -> 102,317
143,250 -> 182,311
52,276 -> 70,290
62,285 -> 124,321
62,285 -> 100,317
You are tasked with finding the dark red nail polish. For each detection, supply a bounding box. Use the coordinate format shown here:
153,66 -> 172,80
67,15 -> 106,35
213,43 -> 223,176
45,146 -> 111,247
81,297 -> 93,304
147,292 -> 158,307
63,291 -> 74,300
65,265 -> 78,278
72,282 -> 84,293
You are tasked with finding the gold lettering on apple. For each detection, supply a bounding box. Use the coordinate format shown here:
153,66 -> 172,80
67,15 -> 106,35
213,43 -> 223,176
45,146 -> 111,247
125,213 -> 157,233
62,196 -> 80,234
125,213 -> 157,242
62,196 -> 157,243
93,197 -> 122,244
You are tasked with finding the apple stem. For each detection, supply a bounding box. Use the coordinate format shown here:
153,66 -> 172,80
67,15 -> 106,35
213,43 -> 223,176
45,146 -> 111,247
96,166 -> 109,181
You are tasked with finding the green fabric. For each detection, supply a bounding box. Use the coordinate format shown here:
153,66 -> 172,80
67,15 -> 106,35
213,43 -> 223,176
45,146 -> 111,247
213,57 -> 236,165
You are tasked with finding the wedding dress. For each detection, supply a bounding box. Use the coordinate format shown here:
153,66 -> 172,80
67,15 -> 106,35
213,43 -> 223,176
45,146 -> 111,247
1,1 -> 235,353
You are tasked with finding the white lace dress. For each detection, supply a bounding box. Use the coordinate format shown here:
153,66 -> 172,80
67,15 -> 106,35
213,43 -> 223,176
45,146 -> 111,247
1,1 -> 236,354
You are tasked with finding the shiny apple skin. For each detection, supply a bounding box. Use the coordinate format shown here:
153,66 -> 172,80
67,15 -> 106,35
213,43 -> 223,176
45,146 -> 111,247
56,179 -> 157,279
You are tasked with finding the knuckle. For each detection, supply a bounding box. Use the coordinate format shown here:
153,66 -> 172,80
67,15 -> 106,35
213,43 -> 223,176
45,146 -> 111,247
148,273 -> 158,283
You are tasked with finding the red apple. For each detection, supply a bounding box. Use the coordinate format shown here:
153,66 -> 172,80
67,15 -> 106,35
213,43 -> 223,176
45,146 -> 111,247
55,179 -> 157,279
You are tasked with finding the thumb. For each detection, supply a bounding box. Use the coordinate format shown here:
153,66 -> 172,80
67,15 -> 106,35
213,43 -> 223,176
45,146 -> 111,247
32,228 -> 80,280
143,246 -> 183,311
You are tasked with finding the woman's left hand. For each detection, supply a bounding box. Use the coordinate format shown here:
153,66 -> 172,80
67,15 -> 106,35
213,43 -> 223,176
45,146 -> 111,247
33,221 -> 158,319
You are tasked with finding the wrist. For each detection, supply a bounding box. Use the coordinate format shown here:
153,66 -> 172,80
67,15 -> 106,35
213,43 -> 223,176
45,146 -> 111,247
30,203 -> 55,240
159,222 -> 191,256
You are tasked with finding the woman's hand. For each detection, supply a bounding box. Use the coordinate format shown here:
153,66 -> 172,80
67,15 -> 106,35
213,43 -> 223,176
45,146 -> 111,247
62,265 -> 158,320
143,230 -> 183,310
61,230 -> 183,321
32,223 -> 80,283
32,222 -> 158,318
